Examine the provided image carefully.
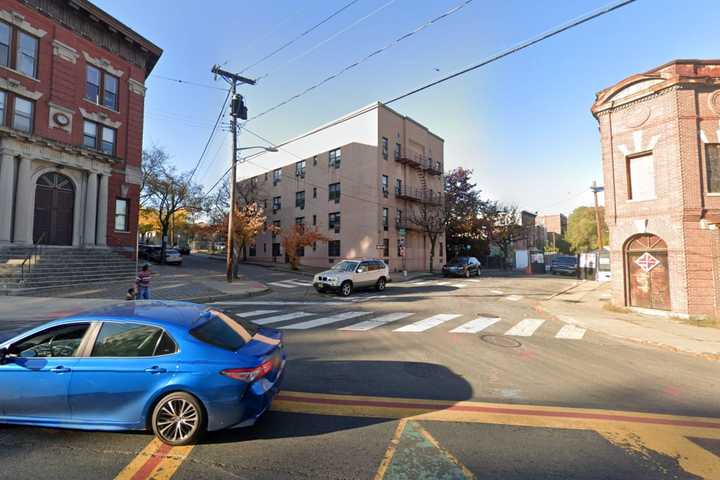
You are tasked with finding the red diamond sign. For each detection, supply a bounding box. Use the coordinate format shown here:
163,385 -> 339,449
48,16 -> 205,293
635,252 -> 660,273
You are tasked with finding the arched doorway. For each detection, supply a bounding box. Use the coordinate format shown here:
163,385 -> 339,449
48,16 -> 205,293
625,234 -> 670,310
33,172 -> 75,245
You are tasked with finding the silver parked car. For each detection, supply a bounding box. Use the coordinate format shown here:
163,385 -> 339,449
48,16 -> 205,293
313,259 -> 390,297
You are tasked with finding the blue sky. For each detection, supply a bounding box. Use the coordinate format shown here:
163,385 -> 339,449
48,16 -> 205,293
95,0 -> 720,215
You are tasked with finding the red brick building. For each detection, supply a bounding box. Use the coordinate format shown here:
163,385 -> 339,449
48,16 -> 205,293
0,0 -> 161,252
592,60 -> 720,317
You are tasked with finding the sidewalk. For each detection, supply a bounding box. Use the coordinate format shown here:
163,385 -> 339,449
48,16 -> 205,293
537,281 -> 720,360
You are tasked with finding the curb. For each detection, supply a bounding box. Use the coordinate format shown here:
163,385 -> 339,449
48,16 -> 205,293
534,303 -> 720,362
174,287 -> 271,304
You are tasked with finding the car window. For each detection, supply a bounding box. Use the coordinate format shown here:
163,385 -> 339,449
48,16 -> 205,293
11,323 -> 89,358
91,322 -> 164,357
189,310 -> 257,351
331,260 -> 359,272
154,332 -> 178,356
358,261 -> 372,272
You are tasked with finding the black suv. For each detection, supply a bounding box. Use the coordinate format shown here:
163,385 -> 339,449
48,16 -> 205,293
442,257 -> 481,278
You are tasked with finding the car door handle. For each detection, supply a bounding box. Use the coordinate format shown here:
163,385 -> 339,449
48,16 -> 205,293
144,366 -> 167,374
50,366 -> 71,373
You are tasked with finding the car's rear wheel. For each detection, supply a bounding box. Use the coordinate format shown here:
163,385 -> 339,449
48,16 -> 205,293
376,277 -> 386,291
464,269 -> 471,279
315,285 -> 325,293
340,281 -> 353,297
151,392 -> 204,446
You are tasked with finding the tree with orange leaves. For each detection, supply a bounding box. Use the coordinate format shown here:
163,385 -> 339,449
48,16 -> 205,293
281,224 -> 328,270
233,202 -> 267,263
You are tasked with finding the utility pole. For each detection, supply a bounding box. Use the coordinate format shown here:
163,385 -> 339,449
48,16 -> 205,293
591,181 -> 605,252
211,65 -> 255,282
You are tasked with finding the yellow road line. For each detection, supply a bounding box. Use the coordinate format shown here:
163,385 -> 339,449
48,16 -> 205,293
373,419 -> 408,480
114,438 -> 194,480
414,421 -> 476,479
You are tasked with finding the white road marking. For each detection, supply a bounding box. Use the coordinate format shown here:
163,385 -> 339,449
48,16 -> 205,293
283,279 -> 313,286
281,311 -> 370,330
505,319 -> 545,336
450,316 -> 501,333
467,279 -> 481,283
491,290 -> 504,295
268,281 -> 297,289
451,283 -> 467,288
214,301 -> 349,306
504,294 -> 523,301
394,314 -> 462,332
253,312 -> 315,325
339,312 -> 414,331
436,281 -> 451,286
555,324 -> 587,340
413,282 -> 430,286
153,283 -> 186,291
233,310 -> 279,318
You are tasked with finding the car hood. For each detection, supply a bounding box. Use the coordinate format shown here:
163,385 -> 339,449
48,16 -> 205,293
316,269 -> 347,278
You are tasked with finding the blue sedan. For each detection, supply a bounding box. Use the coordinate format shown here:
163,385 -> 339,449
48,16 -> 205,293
0,301 -> 285,445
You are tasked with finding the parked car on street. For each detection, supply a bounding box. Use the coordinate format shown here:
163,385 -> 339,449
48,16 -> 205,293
0,302 -> 286,445
176,245 -> 191,256
148,247 -> 183,265
313,259 -> 390,297
442,257 -> 481,278
550,255 -> 578,276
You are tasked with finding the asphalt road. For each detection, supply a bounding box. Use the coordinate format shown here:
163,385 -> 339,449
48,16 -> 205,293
0,260 -> 718,479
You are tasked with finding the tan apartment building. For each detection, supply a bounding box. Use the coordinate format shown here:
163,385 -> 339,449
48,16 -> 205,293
592,59 -> 720,317
536,214 -> 567,237
237,102 -> 445,272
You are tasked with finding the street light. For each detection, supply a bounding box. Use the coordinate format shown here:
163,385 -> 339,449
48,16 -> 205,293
227,145 -> 279,282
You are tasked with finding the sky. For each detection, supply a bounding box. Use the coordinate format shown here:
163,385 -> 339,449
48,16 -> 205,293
94,0 -> 720,215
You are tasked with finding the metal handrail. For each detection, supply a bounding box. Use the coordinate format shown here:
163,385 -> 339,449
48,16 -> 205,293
19,232 -> 46,285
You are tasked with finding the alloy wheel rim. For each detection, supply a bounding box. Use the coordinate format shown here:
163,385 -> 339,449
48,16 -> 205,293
156,399 -> 198,443
343,284 -> 351,295
379,279 -> 385,290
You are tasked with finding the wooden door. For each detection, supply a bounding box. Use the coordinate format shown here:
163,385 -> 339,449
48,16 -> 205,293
33,172 -> 74,245
626,234 -> 670,310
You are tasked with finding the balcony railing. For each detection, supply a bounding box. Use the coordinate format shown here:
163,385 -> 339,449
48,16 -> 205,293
395,150 -> 443,175
394,186 -> 444,205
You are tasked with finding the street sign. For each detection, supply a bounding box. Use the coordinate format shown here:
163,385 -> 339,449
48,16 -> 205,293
399,228 -> 406,236
635,252 -> 660,273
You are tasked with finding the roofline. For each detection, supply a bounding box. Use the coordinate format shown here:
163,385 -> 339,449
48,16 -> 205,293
644,58 -> 720,73
69,0 -> 163,74
377,102 -> 445,142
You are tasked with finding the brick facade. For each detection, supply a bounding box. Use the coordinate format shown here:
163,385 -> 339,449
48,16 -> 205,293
0,0 -> 160,251
592,60 -> 720,317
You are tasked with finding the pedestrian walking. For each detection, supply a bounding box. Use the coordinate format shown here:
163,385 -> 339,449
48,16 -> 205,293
135,264 -> 152,300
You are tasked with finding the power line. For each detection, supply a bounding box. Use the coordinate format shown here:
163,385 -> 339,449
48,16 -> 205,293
239,0 -> 362,74
385,0 -> 637,105
188,89 -> 231,182
255,0 -> 399,83
153,74 -> 228,91
246,0 -> 474,123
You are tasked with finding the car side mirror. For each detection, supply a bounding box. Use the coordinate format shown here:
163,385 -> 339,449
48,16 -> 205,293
357,267 -> 365,273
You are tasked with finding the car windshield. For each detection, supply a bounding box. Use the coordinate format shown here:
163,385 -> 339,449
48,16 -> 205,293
449,257 -> 469,265
331,260 -> 359,272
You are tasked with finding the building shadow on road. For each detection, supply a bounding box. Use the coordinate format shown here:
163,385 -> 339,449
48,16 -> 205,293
202,358 -> 473,445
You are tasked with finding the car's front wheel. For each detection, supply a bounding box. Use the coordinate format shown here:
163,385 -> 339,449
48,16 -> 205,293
376,277 -> 386,291
340,281 -> 353,297
151,392 -> 205,446
315,285 -> 325,293
464,269 -> 471,279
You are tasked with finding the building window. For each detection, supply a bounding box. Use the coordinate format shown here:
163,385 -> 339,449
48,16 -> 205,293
249,244 -> 257,256
272,220 -> 281,239
313,242 -> 317,251
396,208 -> 403,226
382,208 -> 389,231
383,238 -> 389,257
627,153 -> 655,201
262,199 -> 268,210
394,142 -> 401,160
381,175 -> 389,197
312,214 -> 317,226
313,155 -> 317,166
272,168 -> 282,185
439,242 -> 444,257
329,212 -> 341,233
329,148 -> 341,168
295,190 -> 305,209
272,196 -> 281,213
395,178 -> 402,195
83,120 -> 116,155
295,160 -> 306,178
85,65 -> 119,110
382,137 -> 388,160
115,198 -> 129,232
329,182 -> 341,202
11,95 -> 33,133
313,187 -> 317,199
272,243 -> 281,257
0,22 -> 38,79
706,144 -> 720,193
263,243 -> 267,253
328,240 -> 341,257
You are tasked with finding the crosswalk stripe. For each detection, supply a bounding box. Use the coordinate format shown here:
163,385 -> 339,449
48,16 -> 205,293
253,312 -> 314,325
234,310 -> 279,318
394,314 -> 462,332
436,281 -> 450,286
555,324 -> 586,340
504,294 -> 523,302
413,281 -> 429,286
450,316 -> 501,333
505,319 -> 545,336
268,281 -> 296,289
491,290 -> 504,295
284,279 -> 312,286
467,279 -> 481,283
339,312 -> 414,331
451,284 -> 467,288
281,311 -> 370,330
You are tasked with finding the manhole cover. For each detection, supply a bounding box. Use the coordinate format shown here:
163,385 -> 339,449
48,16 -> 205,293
480,335 -> 522,348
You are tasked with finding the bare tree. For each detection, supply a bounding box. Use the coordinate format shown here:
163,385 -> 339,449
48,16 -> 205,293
481,202 -> 523,270
408,201 -> 446,272
140,147 -> 168,208
142,148 -> 204,263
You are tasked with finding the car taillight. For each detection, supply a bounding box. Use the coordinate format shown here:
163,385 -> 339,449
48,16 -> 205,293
221,360 -> 273,382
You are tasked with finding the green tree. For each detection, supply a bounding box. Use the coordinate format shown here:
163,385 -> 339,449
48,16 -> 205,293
444,167 -> 485,257
566,206 -> 609,253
